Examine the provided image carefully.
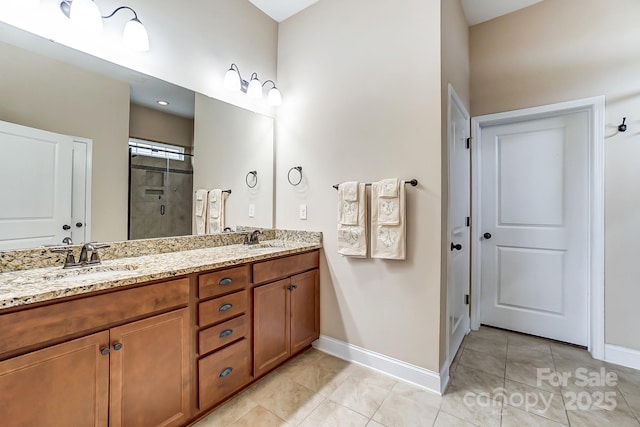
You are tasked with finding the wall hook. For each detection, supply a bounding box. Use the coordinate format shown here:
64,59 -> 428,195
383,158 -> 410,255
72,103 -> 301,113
618,117 -> 627,132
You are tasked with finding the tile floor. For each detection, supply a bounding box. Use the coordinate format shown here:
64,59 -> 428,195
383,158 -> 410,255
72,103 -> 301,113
191,327 -> 640,426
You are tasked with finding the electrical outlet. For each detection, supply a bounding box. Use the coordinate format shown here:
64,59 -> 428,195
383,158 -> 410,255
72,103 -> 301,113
248,204 -> 255,218
299,204 -> 307,220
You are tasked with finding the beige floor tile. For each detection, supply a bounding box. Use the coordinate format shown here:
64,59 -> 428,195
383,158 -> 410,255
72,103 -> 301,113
608,363 -> 640,398
373,393 -> 439,427
463,334 -> 508,358
440,387 -> 503,427
258,380 -> 325,425
243,371 -> 298,404
508,333 -> 552,355
622,390 -> 640,421
506,361 -> 558,392
298,400 -> 369,427
554,353 -> 608,375
472,326 -> 510,340
433,410 -> 479,427
191,392 -> 257,426
345,365 -> 398,390
366,421 -> 387,427
550,343 -> 594,364
391,381 -> 443,408
504,379 -> 568,425
328,375 -> 392,417
453,344 -> 466,364
502,405 -> 567,427
565,399 -> 640,427
459,347 -> 506,378
507,345 -> 554,367
450,363 -> 505,395
228,406 -> 290,427
292,355 -> 352,396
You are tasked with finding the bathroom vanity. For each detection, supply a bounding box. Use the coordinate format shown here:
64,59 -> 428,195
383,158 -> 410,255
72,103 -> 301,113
0,231 -> 321,427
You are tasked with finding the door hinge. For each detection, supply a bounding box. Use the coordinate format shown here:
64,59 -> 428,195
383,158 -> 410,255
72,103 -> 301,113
466,217 -> 470,227
464,294 -> 470,305
466,137 -> 471,149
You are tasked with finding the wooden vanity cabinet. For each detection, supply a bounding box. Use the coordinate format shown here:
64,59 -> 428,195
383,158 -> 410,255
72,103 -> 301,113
253,252 -> 320,378
0,278 -> 191,427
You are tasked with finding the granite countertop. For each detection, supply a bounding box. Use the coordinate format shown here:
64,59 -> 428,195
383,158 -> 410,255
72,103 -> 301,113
0,239 -> 321,310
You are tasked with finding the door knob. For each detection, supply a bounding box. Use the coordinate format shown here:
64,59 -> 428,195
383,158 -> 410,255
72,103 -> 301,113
76,222 -> 83,228
451,243 -> 462,251
483,233 -> 492,239
113,342 -> 123,351
62,224 -> 71,230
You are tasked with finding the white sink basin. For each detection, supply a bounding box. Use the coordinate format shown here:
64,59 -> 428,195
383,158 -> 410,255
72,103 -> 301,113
45,264 -> 138,282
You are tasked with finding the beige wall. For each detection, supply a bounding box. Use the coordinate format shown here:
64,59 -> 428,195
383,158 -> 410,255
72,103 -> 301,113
276,0 -> 443,371
440,0 -> 470,366
0,41 -> 130,242
470,0 -> 640,350
193,94 -> 274,230
129,104 -> 194,148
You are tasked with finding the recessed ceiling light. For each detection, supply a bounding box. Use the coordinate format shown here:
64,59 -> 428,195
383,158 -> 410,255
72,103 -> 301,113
157,100 -> 169,106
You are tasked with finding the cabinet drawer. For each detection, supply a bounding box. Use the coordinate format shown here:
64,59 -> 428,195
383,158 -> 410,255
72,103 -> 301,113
198,290 -> 247,327
199,314 -> 248,355
199,338 -> 251,409
199,265 -> 250,299
0,278 -> 189,358
253,251 -> 319,284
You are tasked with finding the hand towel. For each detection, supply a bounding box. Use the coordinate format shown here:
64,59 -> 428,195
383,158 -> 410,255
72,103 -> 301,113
379,178 -> 399,198
338,181 -> 359,225
371,179 -> 406,260
207,189 -> 225,234
194,189 -> 208,235
337,183 -> 367,257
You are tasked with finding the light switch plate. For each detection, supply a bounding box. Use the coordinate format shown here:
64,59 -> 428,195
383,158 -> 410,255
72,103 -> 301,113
248,204 -> 255,218
299,204 -> 307,220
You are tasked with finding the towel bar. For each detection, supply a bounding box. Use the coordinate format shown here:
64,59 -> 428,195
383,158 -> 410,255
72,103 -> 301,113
332,179 -> 418,190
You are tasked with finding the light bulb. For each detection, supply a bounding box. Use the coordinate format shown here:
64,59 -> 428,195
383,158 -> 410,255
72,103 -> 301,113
69,0 -> 103,33
267,87 -> 282,106
247,77 -> 262,98
123,18 -> 149,51
224,68 -> 241,91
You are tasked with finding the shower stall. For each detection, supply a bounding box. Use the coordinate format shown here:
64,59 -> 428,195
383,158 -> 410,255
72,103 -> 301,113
128,146 -> 193,240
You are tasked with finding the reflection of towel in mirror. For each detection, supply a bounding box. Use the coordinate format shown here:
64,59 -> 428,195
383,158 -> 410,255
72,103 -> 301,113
337,183 -> 367,257
371,179 -> 406,260
194,189 -> 208,235
207,189 -> 225,234
338,181 -> 359,225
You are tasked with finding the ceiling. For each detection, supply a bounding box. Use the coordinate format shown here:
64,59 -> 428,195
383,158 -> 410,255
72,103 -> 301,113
249,0 -> 544,24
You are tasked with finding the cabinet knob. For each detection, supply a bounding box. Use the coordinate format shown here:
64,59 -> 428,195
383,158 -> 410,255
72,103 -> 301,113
219,303 -> 233,312
219,329 -> 234,338
100,347 -> 110,356
113,342 -> 123,351
219,367 -> 233,378
219,277 -> 233,285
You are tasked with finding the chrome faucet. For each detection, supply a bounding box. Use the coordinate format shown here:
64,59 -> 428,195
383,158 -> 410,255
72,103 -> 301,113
79,242 -> 110,265
244,229 -> 263,245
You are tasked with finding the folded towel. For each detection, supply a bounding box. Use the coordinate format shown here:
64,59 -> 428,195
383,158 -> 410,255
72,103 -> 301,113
194,189 -> 208,235
371,179 -> 406,260
378,198 -> 400,225
338,181 -> 359,225
337,183 -> 367,257
379,178 -> 399,198
207,189 -> 225,234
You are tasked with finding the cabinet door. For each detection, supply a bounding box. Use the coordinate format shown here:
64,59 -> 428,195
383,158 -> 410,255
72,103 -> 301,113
253,278 -> 291,377
109,309 -> 190,427
290,269 -> 320,355
0,331 -> 109,427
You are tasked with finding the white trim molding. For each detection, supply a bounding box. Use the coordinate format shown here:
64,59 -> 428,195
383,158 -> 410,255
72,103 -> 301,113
313,335 -> 447,395
605,344 -> 640,371
470,96 -> 606,360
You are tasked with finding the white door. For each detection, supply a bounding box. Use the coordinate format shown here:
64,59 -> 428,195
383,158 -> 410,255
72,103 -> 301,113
0,121 -> 74,249
479,111 -> 589,345
447,85 -> 471,363
72,140 -> 91,244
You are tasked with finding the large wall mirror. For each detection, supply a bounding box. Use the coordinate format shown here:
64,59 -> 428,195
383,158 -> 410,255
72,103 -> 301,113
0,22 -> 274,251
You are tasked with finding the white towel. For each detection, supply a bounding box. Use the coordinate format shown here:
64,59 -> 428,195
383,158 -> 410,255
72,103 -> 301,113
207,189 -> 225,234
194,189 -> 208,235
379,178 -> 399,198
338,181 -> 359,225
337,183 -> 367,257
371,179 -> 406,260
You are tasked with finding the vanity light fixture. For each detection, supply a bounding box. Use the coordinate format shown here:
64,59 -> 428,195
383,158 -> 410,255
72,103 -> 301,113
224,63 -> 282,106
60,1 -> 150,51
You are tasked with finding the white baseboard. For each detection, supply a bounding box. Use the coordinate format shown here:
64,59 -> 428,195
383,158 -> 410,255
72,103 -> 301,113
605,344 -> 640,371
313,335 -> 446,395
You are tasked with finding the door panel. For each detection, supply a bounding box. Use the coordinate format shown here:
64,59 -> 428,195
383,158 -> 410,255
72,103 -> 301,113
253,278 -> 290,378
480,112 -> 589,345
0,121 -> 73,249
290,269 -> 319,355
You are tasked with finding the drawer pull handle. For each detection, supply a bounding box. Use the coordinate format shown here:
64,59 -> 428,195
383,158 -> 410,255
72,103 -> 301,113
219,329 -> 234,338
219,367 -> 233,378
219,303 -> 233,312
219,277 -> 233,285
